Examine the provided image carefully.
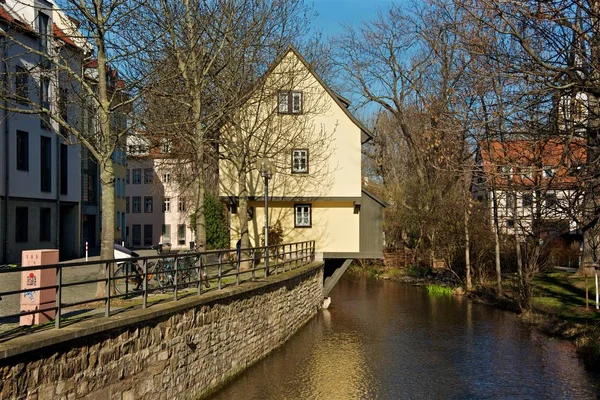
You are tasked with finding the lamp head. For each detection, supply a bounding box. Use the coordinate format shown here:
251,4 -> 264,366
258,158 -> 275,179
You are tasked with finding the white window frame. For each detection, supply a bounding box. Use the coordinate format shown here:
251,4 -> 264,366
163,197 -> 171,212
278,91 -> 303,114
294,204 -> 311,228
292,149 -> 308,173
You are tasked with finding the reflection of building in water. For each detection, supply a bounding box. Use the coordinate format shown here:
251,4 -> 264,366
307,329 -> 374,399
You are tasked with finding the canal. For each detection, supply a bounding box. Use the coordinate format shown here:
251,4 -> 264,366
211,276 -> 600,399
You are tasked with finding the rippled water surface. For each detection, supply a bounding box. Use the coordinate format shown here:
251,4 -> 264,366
211,276 -> 600,399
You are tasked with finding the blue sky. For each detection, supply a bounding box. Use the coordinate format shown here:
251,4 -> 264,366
310,0 -> 394,38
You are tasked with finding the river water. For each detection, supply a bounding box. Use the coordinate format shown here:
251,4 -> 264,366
211,276 -> 600,399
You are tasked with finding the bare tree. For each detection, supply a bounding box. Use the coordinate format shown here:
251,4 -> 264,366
139,0 -> 314,251
0,0 -> 153,295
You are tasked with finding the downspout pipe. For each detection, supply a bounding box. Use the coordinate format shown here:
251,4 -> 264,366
2,34 -> 10,264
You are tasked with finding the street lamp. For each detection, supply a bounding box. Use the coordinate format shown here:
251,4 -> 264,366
259,158 -> 275,276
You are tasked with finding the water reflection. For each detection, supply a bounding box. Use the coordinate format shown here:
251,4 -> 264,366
210,276 -> 600,399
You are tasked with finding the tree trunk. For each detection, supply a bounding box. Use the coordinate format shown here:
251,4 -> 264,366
491,190 -> 503,294
97,160 -> 115,297
193,102 -> 206,251
464,198 -> 472,291
237,169 -> 251,270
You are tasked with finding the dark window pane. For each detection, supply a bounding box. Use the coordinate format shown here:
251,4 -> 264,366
40,136 -> 51,192
60,144 -> 68,195
15,207 -> 28,242
144,224 -> 153,245
40,208 -> 51,241
16,130 -> 29,171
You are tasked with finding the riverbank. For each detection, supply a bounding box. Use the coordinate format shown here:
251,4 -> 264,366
349,263 -> 600,371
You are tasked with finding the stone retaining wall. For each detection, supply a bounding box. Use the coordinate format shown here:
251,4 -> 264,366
0,263 -> 324,400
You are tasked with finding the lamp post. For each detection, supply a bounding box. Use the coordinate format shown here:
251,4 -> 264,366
259,158 -> 275,276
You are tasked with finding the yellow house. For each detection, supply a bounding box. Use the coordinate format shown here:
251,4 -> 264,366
219,46 -> 385,260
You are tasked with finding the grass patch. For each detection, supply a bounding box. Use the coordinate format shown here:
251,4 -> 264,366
426,284 -> 454,296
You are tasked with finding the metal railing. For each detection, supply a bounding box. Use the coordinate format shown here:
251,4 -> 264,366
0,241 -> 315,331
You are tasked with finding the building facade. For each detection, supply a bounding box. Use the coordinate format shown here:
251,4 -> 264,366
125,139 -> 195,250
0,1 -> 83,263
219,46 -> 385,259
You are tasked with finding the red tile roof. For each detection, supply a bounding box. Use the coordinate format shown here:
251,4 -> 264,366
53,23 -> 78,48
478,138 -> 587,188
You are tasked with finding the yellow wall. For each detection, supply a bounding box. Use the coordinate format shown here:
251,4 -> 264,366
219,50 -> 362,200
230,201 -> 359,254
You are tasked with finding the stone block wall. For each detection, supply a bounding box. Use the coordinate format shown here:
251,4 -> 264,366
0,264 -> 323,400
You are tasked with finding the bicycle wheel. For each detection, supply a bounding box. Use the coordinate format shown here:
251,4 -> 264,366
114,262 -> 141,295
153,260 -> 172,288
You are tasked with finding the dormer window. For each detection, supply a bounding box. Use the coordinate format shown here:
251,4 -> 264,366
292,149 -> 308,173
543,167 -> 555,178
278,91 -> 302,114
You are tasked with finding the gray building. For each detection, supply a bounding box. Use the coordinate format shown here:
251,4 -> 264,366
0,1 -> 83,263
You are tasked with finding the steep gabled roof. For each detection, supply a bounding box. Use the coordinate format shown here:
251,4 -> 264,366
263,45 -> 373,144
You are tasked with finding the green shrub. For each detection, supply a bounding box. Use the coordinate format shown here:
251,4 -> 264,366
406,263 -> 432,278
190,194 -> 229,250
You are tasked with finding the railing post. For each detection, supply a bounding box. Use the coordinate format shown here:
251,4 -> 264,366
275,246 -> 279,275
312,241 -> 315,261
251,248 -> 256,281
295,243 -> 299,269
197,255 -> 202,295
218,252 -> 223,290
173,256 -> 178,301
236,250 -> 240,286
265,245 -> 269,278
55,266 -> 62,329
142,259 -> 148,309
105,262 -> 111,317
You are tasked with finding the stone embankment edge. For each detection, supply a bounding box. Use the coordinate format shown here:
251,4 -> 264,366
0,261 -> 324,361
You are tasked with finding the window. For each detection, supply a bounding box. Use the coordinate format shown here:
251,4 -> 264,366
126,169 -> 130,184
545,192 -> 557,208
15,207 -> 28,242
144,225 -> 153,245
248,206 -> 254,221
144,168 -> 153,184
161,139 -> 171,153
15,66 -> 28,102
16,130 -> 28,171
162,172 -> 171,183
543,167 -> 555,178
133,168 -> 141,184
506,193 -> 515,211
292,149 -> 308,173
162,224 -> 171,244
278,91 -> 303,114
40,136 -> 51,192
60,144 -> 68,195
38,12 -> 49,54
178,198 -> 185,212
39,207 -> 51,242
294,204 -> 311,227
132,196 -> 141,213
115,178 -> 121,197
132,224 -> 141,246
522,193 -> 533,208
500,166 -> 513,179
506,219 -> 515,229
144,196 -> 153,213
126,197 -> 130,213
40,78 -> 50,129
116,212 -> 121,231
163,197 -> 171,212
177,224 -> 186,245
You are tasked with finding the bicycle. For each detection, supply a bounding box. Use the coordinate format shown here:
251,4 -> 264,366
113,258 -> 159,295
